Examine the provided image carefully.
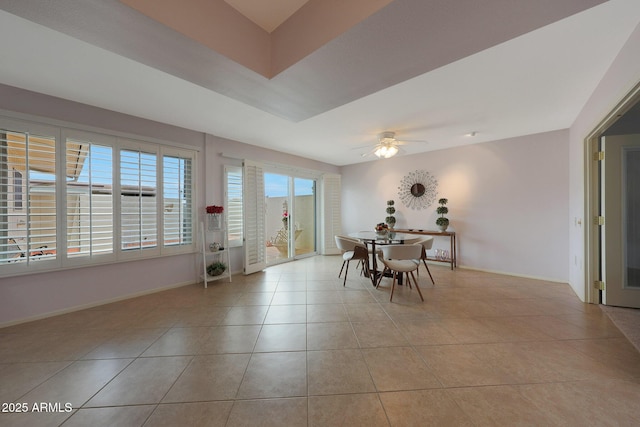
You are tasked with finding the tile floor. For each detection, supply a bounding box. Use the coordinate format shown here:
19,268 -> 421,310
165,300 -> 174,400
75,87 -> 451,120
1,256 -> 640,426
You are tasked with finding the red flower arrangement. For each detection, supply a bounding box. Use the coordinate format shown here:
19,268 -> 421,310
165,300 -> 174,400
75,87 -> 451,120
206,205 -> 224,214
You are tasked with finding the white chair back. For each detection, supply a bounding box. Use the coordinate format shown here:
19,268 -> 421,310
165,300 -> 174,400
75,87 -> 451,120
417,236 -> 434,250
380,243 -> 422,261
335,235 -> 364,252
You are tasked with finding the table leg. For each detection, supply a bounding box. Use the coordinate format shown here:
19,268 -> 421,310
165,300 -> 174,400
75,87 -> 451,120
450,234 -> 454,270
370,240 -> 378,286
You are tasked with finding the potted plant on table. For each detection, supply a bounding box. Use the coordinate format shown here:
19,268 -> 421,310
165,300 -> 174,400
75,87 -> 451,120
436,198 -> 449,231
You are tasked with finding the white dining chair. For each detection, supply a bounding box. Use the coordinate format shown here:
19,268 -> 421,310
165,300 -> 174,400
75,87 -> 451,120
413,236 -> 435,284
335,235 -> 370,286
376,243 -> 424,302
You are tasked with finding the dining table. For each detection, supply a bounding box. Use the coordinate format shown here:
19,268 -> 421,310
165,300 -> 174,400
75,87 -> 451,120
348,231 -> 413,286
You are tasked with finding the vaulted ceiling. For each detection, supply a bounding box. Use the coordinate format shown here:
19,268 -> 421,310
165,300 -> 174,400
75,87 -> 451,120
0,0 -> 639,165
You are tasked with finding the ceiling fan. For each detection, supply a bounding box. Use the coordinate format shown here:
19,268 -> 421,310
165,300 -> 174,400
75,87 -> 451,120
361,131 -> 425,159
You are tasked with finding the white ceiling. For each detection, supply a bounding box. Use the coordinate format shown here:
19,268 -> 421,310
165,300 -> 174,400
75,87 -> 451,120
0,0 -> 639,166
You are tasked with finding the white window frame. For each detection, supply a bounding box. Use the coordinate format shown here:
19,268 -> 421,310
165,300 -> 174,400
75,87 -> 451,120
0,116 -> 197,278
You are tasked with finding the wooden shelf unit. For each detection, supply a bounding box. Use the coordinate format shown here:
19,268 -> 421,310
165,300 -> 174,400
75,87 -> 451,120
394,229 -> 457,270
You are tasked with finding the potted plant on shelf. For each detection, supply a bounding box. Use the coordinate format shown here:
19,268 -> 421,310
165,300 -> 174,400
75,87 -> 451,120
207,261 -> 226,277
436,198 -> 449,231
385,200 -> 396,229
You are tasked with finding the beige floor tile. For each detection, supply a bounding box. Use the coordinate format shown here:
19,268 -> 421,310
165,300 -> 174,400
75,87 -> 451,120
271,291 -> 306,305
86,356 -> 191,406
144,401 -> 233,427
226,398 -> 307,427
254,324 -> 306,352
163,354 -> 250,402
307,304 -> 349,323
476,317 -> 555,342
308,393 -> 389,427
2,256 -> 639,426
345,303 -> 390,322
448,385 -> 558,426
264,304 -> 307,324
198,325 -> 261,354
2,330 -> 113,362
416,345 -> 515,387
306,291 -> 343,304
0,409 -> 74,427
380,389 -> 474,426
517,379 -> 640,426
393,317 -> 457,345
82,328 -> 167,359
171,306 -> 231,327
141,327 -> 210,356
362,346 -> 441,391
0,361 -> 70,403
19,359 -> 131,407
340,290 -> 377,304
275,281 -> 308,292
351,320 -> 409,348
307,349 -> 376,395
220,305 -> 269,325
438,318 -> 506,343
63,405 -> 155,427
307,322 -> 359,350
235,292 -> 275,306
236,352 -> 306,399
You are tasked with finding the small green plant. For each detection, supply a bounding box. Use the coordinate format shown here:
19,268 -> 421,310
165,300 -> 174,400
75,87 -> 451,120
436,198 -> 449,230
385,200 -> 396,228
207,261 -> 227,277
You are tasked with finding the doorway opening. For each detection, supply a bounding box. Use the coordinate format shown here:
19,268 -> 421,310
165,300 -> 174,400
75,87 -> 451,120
264,172 -> 317,265
586,82 -> 640,308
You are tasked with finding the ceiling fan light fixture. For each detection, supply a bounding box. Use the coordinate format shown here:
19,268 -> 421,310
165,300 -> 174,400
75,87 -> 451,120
374,143 -> 399,158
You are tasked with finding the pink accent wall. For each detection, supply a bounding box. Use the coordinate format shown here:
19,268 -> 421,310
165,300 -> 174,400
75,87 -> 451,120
341,130 -> 570,282
120,0 -> 271,77
569,22 -> 640,301
271,0 -> 392,76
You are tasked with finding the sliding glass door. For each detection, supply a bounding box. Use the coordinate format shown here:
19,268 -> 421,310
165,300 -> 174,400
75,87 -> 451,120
264,172 -> 316,265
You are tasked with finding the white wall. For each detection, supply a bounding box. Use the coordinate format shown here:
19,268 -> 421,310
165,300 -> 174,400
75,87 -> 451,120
0,85 -> 339,326
341,130 -> 570,282
569,22 -> 640,301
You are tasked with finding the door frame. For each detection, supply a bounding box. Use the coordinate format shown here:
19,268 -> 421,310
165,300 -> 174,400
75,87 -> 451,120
263,167 -> 321,266
585,82 -> 640,304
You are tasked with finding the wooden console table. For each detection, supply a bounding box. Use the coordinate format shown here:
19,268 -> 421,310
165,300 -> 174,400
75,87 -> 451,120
394,229 -> 457,270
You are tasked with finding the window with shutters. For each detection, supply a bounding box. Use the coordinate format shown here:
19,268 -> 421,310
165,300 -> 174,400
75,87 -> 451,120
225,165 -> 243,248
163,153 -> 193,247
1,129 -> 57,266
1,117 -> 196,277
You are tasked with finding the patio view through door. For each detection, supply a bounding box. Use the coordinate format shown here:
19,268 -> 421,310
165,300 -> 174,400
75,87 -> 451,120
265,173 -> 316,265
601,134 -> 640,308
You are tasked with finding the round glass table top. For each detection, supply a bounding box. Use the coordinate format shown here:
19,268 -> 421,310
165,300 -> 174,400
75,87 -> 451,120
348,231 -> 412,242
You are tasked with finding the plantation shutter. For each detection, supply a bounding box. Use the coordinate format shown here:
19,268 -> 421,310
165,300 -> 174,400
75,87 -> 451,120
243,159 -> 266,274
321,173 -> 341,255
225,165 -> 243,248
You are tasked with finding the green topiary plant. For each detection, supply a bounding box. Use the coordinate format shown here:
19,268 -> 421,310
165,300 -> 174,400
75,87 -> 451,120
436,198 -> 449,231
385,200 -> 396,228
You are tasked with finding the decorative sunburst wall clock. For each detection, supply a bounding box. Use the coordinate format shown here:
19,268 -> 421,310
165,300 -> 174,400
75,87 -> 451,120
397,170 -> 438,210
